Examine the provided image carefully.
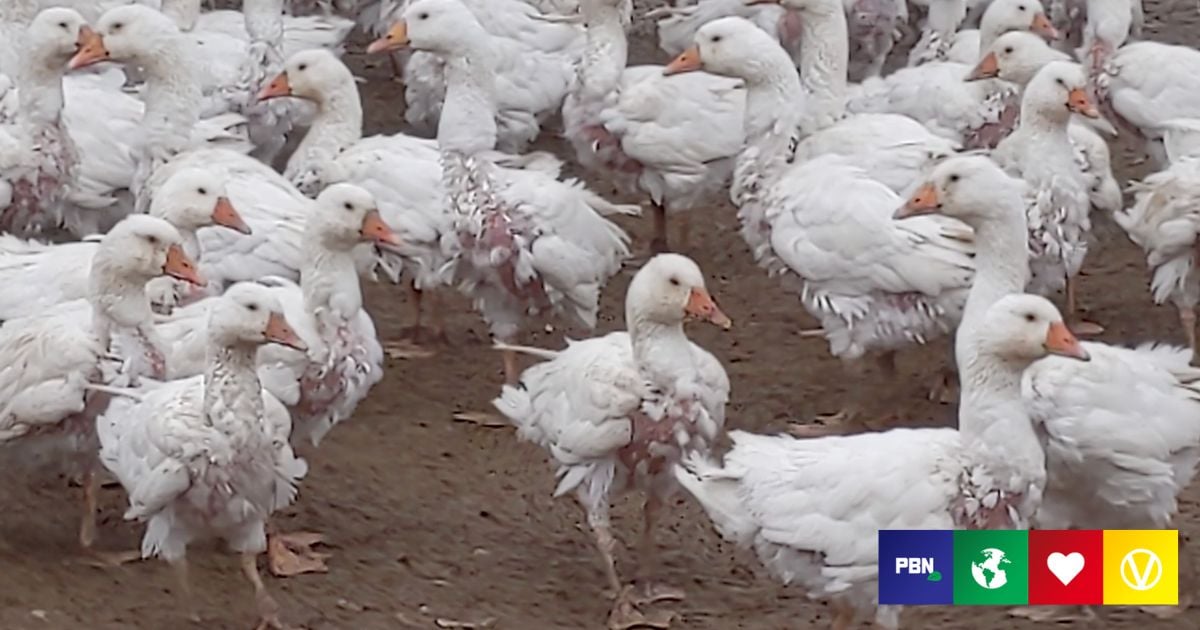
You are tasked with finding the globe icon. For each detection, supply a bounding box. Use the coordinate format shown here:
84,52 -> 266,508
970,548 -> 1010,589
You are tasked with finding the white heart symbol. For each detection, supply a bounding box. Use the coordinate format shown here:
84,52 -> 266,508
1047,552 -> 1085,585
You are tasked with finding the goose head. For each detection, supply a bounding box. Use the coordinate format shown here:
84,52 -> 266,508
664,17 -> 792,83
151,168 -> 251,235
979,0 -> 1059,44
1021,61 -> 1099,122
68,5 -> 178,70
309,184 -> 400,251
95,215 -> 205,287
26,8 -> 90,69
208,283 -> 307,352
626,253 -> 732,330
257,49 -> 353,104
895,155 -> 1026,224
367,0 -> 484,57
967,30 -> 1069,83
976,294 -> 1089,363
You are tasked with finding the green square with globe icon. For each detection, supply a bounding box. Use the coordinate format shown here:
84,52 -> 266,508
952,530 -> 1030,605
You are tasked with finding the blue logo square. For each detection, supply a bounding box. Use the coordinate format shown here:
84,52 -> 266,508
878,530 -> 954,605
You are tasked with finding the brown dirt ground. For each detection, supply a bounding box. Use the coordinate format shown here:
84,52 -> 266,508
3,0 -> 1200,628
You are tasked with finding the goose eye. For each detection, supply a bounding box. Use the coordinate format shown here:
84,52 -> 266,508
669,277 -> 680,286
418,11 -> 429,19
146,235 -> 158,245
1056,78 -> 1065,86
1017,4 -> 1026,10
712,35 -> 723,43
343,202 -> 353,211
197,187 -> 207,195
1004,46 -> 1013,54
59,21 -> 68,29
247,303 -> 259,312
948,174 -> 960,183
1024,313 -> 1036,322
298,63 -> 307,71
112,23 -> 123,31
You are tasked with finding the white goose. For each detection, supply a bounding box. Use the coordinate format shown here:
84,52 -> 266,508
846,0 -> 1059,148
152,184 -> 396,575
255,49 -> 452,350
562,0 -> 744,253
369,0 -> 579,152
988,61 -> 1101,331
1093,39 -> 1200,167
95,283 -> 309,629
667,17 -> 974,422
718,0 -> 958,197
1115,119 -> 1200,359
675,293 -> 1090,630
902,155 -> 1200,620
968,31 -> 1122,213
370,0 -> 635,385
0,7 -> 87,236
68,6 -> 353,297
494,253 -> 731,629
157,0 -> 353,163
67,5 -> 254,205
0,215 -> 203,560
0,167 -> 247,322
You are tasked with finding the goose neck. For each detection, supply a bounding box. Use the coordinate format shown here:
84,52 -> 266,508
577,6 -> 627,99
437,44 -> 500,154
289,83 -> 363,174
797,8 -> 849,131
243,0 -> 285,45
16,52 -> 66,127
203,342 -> 266,431
139,38 -> 204,156
959,207 -> 1031,343
928,0 -> 969,37
628,314 -> 694,388
86,257 -> 154,344
958,351 -> 1045,485
299,226 -> 364,318
161,0 -> 201,31
738,53 -> 806,174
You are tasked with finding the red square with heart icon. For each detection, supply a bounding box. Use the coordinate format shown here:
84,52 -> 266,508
1028,530 -> 1104,605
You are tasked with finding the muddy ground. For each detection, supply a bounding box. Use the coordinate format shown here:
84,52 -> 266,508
2,0 -> 1200,628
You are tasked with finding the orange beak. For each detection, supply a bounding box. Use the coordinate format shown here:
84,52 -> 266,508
966,51 -> 999,81
664,45 -> 703,76
685,288 -> 732,329
264,311 -> 308,352
211,196 -> 251,235
68,26 -> 109,70
163,244 -> 206,287
367,20 -> 409,54
256,72 -> 292,102
1067,87 -> 1100,118
360,209 -> 400,246
1030,13 -> 1060,40
894,182 -> 941,219
1044,321 -> 1089,360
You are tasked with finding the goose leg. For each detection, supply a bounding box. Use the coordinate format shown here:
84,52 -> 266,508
503,348 -> 520,386
633,495 -> 685,605
79,467 -> 141,566
170,556 -> 201,623
387,53 -> 403,82
601,497 -> 675,630
1179,306 -> 1198,365
649,204 -> 669,254
1065,276 -> 1104,335
242,552 -> 294,630
831,600 -> 856,630
1140,535 -> 1195,618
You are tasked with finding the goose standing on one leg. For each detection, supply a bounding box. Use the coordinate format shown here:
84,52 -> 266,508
494,253 -> 731,630
96,283 -> 309,629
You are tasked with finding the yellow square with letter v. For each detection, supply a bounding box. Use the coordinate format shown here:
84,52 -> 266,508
1102,530 -> 1178,606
